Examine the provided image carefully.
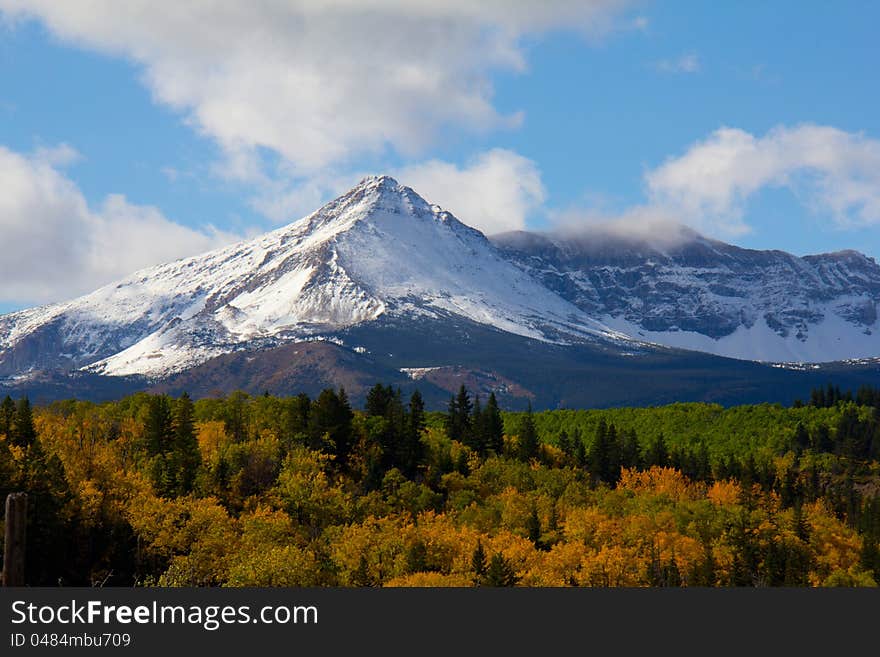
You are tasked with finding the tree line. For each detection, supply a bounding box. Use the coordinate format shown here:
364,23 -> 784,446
1,384 -> 878,587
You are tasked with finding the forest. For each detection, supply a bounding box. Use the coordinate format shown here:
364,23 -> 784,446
1,382 -> 879,587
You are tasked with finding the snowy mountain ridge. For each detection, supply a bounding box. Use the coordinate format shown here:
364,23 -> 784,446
0,176 -> 629,380
2,175 -> 878,388
493,228 -> 880,363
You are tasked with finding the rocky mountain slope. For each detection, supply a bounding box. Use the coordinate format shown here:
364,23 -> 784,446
1,176 -> 878,408
0,176 -> 629,382
493,226 -> 880,362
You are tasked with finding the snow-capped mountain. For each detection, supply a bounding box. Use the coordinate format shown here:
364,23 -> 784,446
0,176 -> 629,381
2,175 -> 878,407
493,226 -> 880,363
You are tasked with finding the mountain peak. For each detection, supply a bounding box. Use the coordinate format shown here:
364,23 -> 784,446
1,173 -> 626,380
356,174 -> 400,189
298,173 -> 472,241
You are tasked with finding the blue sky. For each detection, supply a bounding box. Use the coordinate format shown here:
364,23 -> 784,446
1,1 -> 879,313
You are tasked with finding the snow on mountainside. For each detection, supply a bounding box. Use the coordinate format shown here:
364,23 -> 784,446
492,227 -> 880,363
0,176 -> 628,380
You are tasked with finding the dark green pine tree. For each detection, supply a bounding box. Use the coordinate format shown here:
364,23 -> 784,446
0,436 -> 15,495
406,540 -> 429,573
526,505 -> 542,548
517,402 -> 539,461
445,393 -> 460,441
309,388 -> 354,464
399,390 -> 426,478
694,441 -> 712,482
445,385 -> 474,445
21,436 -> 73,584
144,394 -> 174,456
557,430 -> 570,461
571,427 -> 586,468
365,383 -> 394,417
11,396 -> 37,448
829,383 -> 840,407
691,541 -> 716,587
619,428 -> 641,470
284,392 -> 311,447
604,423 -> 621,483
484,552 -> 520,587
223,391 -> 250,443
793,422 -> 810,453
860,537 -> 880,582
352,554 -> 372,587
467,395 -> 486,453
645,432 -> 669,468
171,393 -> 201,496
0,402 -> 17,494
588,418 -> 619,484
384,388 -> 407,462
812,423 -> 833,453
471,540 -> 487,585
484,392 -> 504,455
457,385 -> 473,444
0,394 -> 15,438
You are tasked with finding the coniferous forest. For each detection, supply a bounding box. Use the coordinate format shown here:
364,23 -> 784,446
1,384 -> 879,587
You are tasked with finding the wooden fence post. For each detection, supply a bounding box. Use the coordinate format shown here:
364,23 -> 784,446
2,492 -> 27,586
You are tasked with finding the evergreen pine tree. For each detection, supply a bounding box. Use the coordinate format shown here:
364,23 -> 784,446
11,396 -> 37,448
619,428 -> 641,470
450,385 -> 473,445
365,383 -> 394,417
484,553 -> 519,587
792,501 -> 810,543
812,423 -> 833,453
484,392 -> 504,454
588,418 -> 620,484
399,390 -> 426,478
526,505 -> 542,547
352,554 -> 372,587
0,434 -> 15,496
445,394 -> 460,442
467,395 -> 485,454
557,430 -> 570,460
793,422 -> 810,453
144,395 -> 173,456
471,540 -> 487,585
406,540 -> 429,573
645,433 -> 669,468
572,427 -> 586,468
172,393 -> 201,496
0,394 -> 15,438
309,388 -> 354,464
223,391 -> 250,443
822,383 -> 833,407
517,402 -> 539,461
695,441 -> 712,482
606,423 -> 620,479
21,437 -> 72,584
285,393 -> 311,446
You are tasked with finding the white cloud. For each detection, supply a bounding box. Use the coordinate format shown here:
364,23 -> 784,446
394,149 -> 546,235
654,51 -> 701,74
249,171 -> 358,224
245,148 -> 548,234
0,145 -> 240,305
645,124 -> 880,236
0,0 -> 633,178
31,143 -> 82,167
548,204 -> 701,249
